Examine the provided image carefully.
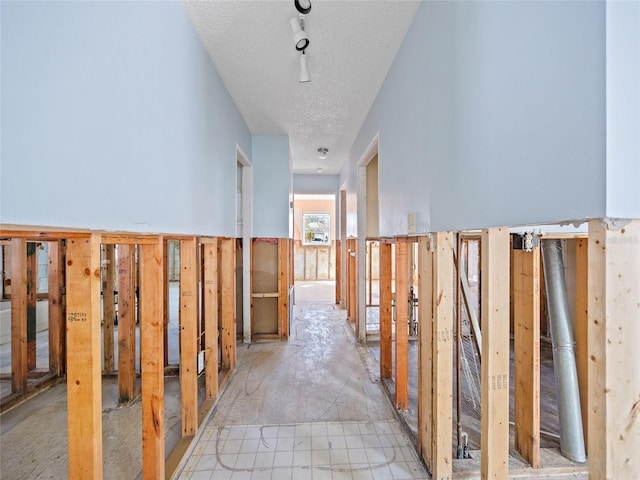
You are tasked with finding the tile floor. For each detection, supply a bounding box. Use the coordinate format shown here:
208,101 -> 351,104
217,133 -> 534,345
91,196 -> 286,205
178,420 -> 427,480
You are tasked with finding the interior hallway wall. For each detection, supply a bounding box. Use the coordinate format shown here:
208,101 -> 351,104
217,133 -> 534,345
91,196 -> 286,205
1,1 -> 251,236
345,1 -> 606,235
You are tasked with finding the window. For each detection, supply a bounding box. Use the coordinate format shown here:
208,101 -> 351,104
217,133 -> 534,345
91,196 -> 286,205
302,213 -> 331,246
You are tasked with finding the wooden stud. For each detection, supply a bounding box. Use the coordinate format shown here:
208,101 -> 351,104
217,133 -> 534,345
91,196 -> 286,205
118,244 -> 137,404
10,238 -> 28,394
574,238 -> 588,447
588,219 -> 640,479
348,239 -> 357,327
203,240 -> 219,400
513,245 -> 541,468
179,237 -> 198,437
103,244 -> 116,374
220,238 -> 236,371
417,235 -> 433,469
432,232 -> 454,480
394,237 -> 409,411
278,238 -> 289,340
48,240 -> 65,376
480,228 -> 510,480
66,235 -> 103,479
379,241 -> 393,380
335,240 -> 341,304
26,242 -> 37,371
139,238 -> 165,480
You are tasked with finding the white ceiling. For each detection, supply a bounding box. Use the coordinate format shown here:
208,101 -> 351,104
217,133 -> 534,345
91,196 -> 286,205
183,0 -> 420,175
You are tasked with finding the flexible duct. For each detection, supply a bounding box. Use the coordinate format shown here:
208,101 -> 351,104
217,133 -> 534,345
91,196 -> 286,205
541,239 -> 586,463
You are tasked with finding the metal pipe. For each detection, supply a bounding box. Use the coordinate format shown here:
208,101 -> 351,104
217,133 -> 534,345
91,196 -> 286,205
541,239 -> 587,463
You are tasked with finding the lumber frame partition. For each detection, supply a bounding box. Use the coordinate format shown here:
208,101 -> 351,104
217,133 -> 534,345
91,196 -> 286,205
48,240 -> 65,376
480,227 -> 510,479
513,241 -> 541,468
102,244 -> 116,374
220,237 -> 236,371
379,240 -> 392,380
118,244 -> 137,404
394,236 -> 409,411
588,218 -> 640,478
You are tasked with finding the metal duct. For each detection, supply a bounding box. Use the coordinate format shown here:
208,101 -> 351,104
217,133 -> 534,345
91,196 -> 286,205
541,239 -> 587,463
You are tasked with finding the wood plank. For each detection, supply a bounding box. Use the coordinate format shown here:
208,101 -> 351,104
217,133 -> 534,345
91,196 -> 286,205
0,224 -> 91,239
588,219 -> 640,479
379,241 -> 393,379
394,237 -> 409,411
480,228 -> 511,480
48,240 -> 65,376
103,244 -> 116,374
118,244 -> 137,404
335,240 -> 341,304
432,232 -> 454,479
417,235 -> 433,469
348,239 -> 357,327
10,238 -> 28,394
65,235 -> 103,479
26,242 -> 37,371
278,238 -> 289,340
513,245 -> 541,468
139,238 -> 165,480
203,241 -> 219,400
100,233 -> 159,245
251,292 -> 280,298
220,238 -> 236,371
179,237 -> 198,437
574,238 -> 588,448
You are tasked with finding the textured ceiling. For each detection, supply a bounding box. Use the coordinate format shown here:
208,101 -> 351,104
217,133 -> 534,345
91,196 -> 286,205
183,0 -> 420,175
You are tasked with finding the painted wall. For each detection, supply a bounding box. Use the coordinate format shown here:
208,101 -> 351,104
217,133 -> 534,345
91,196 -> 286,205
292,198 -> 336,242
293,174 -> 340,195
1,1 -> 251,236
251,136 -> 291,238
605,0 -> 640,218
345,1 -> 606,236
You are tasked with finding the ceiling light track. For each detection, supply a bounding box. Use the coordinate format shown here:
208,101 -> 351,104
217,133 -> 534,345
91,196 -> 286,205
291,1 -> 312,83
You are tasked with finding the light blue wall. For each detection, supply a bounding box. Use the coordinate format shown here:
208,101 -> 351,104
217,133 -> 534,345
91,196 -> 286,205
346,1 -> 606,236
1,1 -> 251,236
293,174 -> 339,195
252,136 -> 291,238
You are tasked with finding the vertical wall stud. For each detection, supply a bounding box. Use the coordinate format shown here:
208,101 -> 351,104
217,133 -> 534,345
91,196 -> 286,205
10,238 -> 28,394
220,238 -> 237,371
278,238 -> 289,340
26,242 -> 37,371
335,240 -> 342,304
575,237 -> 588,447
103,244 -> 116,374
379,241 -> 393,380
203,240 -> 219,399
394,237 -> 409,411
118,244 -> 137,404
48,240 -> 65,376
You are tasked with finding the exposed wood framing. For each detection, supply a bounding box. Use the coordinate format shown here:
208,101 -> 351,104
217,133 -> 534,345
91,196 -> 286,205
394,237 -> 409,411
103,244 -> 116,374
348,239 -> 357,329
574,238 -> 588,447
335,239 -> 342,304
588,219 -> 640,478
480,228 -> 510,479
118,244 -> 137,404
65,235 -> 103,479
432,232 -> 454,479
417,236 -> 433,469
513,244 -> 541,468
10,238 -> 28,394
203,241 -> 218,400
278,238 -> 289,340
379,241 -> 392,380
179,237 -> 198,437
48,240 -> 65,376
139,238 -> 165,480
26,242 -> 37,371
220,238 -> 236,371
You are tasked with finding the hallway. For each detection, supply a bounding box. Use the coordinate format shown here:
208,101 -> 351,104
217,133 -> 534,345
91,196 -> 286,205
176,299 -> 428,480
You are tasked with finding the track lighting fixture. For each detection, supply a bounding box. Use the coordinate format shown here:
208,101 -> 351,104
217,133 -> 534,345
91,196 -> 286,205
290,16 -> 309,52
294,0 -> 312,15
299,51 -> 310,83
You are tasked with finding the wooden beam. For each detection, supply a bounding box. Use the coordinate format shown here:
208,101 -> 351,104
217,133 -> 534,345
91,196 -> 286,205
26,242 -> 37,371
100,233 -> 159,245
394,237 -> 409,411
278,238 -> 289,340
417,235 -> 433,470
574,238 -> 588,448
220,238 -> 236,371
588,219 -> 640,478
48,240 -> 65,376
203,240 -> 218,400
103,244 -> 116,374
66,235 -> 103,479
0,224 -> 90,240
179,237 -> 198,437
379,241 -> 393,379
139,238 -> 165,480
163,240 -> 169,367
513,245 -> 541,468
335,240 -> 341,304
432,232 -> 454,479
10,238 -> 28,394
480,227 -> 510,479
118,244 -> 137,404
348,239 -> 357,326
